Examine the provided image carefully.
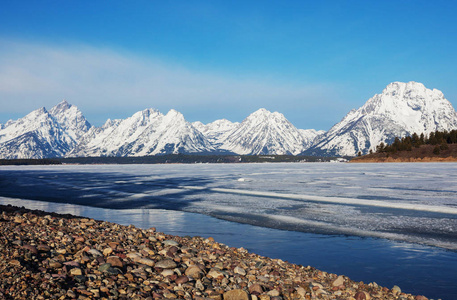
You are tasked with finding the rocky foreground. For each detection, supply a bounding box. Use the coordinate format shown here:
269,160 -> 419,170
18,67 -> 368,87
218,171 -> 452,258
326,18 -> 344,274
0,205 -> 429,300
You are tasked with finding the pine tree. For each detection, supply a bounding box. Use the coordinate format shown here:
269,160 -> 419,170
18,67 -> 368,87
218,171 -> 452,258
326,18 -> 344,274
449,130 -> 457,144
411,133 -> 420,147
419,133 -> 425,145
376,142 -> 385,153
433,145 -> 441,155
440,141 -> 449,150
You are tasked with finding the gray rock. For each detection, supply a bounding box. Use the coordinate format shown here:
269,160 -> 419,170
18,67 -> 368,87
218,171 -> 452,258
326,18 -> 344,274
88,248 -> 103,257
106,267 -> 122,275
74,275 -> 87,283
98,263 -> 112,272
137,257 -> 155,267
155,259 -> 177,269
163,240 -> 179,247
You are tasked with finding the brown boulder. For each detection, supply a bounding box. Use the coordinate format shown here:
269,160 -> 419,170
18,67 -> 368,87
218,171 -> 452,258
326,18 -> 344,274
106,256 -> 124,268
185,265 -> 203,279
223,289 -> 249,300
249,283 -> 263,295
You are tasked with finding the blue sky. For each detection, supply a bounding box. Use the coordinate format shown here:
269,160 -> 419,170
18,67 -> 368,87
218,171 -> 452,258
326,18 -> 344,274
1,1 -> 456,130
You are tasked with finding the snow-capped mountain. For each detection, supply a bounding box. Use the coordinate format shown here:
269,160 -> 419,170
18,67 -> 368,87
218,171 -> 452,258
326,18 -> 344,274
218,108 -> 316,155
192,119 -> 239,146
3,81 -> 455,159
49,100 -> 92,142
0,101 -> 91,159
69,118 -> 122,156
305,81 -> 457,156
69,109 -> 215,157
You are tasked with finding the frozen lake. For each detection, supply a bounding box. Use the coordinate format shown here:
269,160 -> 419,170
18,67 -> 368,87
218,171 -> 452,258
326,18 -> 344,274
0,162 -> 456,299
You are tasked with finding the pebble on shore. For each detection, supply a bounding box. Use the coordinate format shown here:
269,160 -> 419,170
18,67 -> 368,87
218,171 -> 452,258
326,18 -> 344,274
0,204 -> 430,300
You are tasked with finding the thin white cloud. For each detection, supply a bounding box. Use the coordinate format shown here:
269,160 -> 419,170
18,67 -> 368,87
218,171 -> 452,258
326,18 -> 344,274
0,40 -> 345,128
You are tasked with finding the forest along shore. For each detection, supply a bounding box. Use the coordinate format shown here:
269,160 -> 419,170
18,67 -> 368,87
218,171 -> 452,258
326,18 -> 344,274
351,156 -> 457,163
350,144 -> 457,163
0,205 -> 429,300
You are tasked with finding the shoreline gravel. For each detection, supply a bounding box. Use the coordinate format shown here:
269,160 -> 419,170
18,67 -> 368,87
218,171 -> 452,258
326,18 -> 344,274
0,204 -> 430,300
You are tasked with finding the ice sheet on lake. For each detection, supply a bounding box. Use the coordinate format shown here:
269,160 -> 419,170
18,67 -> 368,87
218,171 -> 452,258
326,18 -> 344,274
0,163 -> 456,250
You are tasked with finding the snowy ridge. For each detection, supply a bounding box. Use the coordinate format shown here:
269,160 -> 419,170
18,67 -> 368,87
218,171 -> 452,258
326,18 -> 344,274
49,100 -> 92,143
2,81 -> 456,159
299,129 -> 325,148
192,119 -> 239,146
69,109 -> 215,157
218,108 -> 319,155
0,102 -> 91,159
305,81 -> 457,156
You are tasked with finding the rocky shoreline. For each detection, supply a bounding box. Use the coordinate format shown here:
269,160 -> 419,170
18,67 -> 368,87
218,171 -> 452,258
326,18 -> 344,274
0,204 -> 429,300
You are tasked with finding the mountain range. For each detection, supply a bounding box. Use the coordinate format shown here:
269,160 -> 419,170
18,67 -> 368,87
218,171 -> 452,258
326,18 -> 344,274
1,81 -> 456,159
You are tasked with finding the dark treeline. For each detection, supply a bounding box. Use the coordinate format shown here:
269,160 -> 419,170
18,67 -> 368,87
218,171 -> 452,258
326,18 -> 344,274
58,154 -> 340,164
0,159 -> 62,165
0,154 -> 342,165
375,130 -> 457,155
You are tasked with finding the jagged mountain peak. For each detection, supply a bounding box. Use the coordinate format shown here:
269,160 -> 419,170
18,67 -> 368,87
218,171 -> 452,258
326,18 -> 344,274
0,100 -> 94,159
219,109 -> 314,155
361,81 -> 448,115
0,105 -> 70,159
359,81 -> 454,126
102,118 -> 122,129
305,81 -> 457,157
238,109 -> 291,131
69,107 -> 215,157
49,100 -> 91,143
124,108 -> 163,128
248,108 -> 283,119
166,108 -> 181,115
133,108 -> 161,118
382,81 -> 444,98
384,81 -> 425,92
164,109 -> 185,121
251,107 -> 270,115
50,99 -> 72,112
29,106 -> 48,117
0,106 -> 52,144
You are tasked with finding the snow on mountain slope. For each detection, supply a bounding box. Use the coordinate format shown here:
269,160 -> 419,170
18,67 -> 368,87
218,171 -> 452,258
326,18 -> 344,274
49,100 -> 92,142
4,82 -> 455,159
133,109 -> 215,156
305,81 -> 457,156
0,107 -> 72,158
218,108 -> 312,155
68,118 -> 122,156
0,131 -> 62,159
69,108 -> 162,157
0,101 -> 91,159
192,119 -> 239,145
299,129 -> 325,149
70,109 -> 215,157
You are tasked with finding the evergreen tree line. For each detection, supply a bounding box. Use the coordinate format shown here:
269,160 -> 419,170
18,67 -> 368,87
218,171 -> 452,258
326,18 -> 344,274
374,129 -> 457,155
